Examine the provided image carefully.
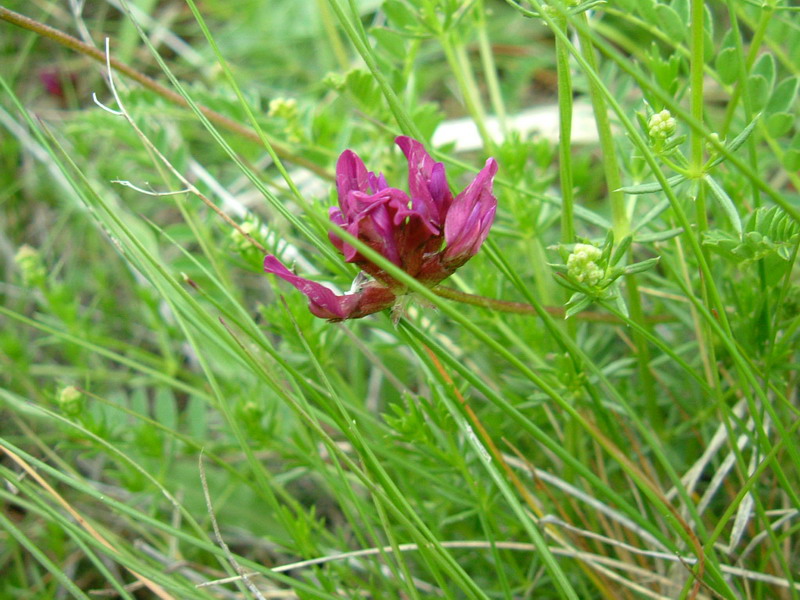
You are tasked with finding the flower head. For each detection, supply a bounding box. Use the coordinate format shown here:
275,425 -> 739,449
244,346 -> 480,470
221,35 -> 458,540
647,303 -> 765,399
265,136 -> 498,321
647,109 -> 676,141
567,243 -> 604,286
58,385 -> 84,417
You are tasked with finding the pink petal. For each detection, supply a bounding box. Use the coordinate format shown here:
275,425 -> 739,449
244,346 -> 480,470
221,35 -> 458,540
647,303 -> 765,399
336,150 -> 370,218
395,136 -> 452,225
264,255 -> 358,319
443,158 -> 498,266
264,255 -> 396,320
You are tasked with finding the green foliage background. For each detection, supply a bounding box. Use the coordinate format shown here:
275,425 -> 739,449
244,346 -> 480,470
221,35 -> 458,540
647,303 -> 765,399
1,0 -> 799,598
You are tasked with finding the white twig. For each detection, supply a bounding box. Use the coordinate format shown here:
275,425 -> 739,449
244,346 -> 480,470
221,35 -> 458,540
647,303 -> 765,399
91,92 -> 124,115
503,454 -> 669,551
199,452 -> 266,600
111,180 -> 191,196
92,38 -> 267,254
196,538 -> 800,593
539,515 -> 692,564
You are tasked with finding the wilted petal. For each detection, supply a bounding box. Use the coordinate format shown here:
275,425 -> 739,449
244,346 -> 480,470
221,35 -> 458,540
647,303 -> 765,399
396,136 -> 452,226
264,255 -> 397,320
443,158 -> 498,268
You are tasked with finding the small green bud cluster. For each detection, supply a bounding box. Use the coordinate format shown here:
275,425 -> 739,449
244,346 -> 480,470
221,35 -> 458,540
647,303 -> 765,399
322,72 -> 345,91
268,97 -> 298,121
230,220 -> 259,253
241,400 -> 263,421
556,233 -> 660,319
647,109 -> 677,141
58,385 -> 84,417
705,132 -> 721,154
567,243 -> 604,286
268,98 -> 303,143
15,245 -> 47,288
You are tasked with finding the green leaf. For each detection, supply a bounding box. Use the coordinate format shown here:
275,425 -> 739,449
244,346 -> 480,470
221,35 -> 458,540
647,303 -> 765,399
655,4 -> 685,42
703,27 -> 715,63
612,291 -> 630,318
670,0 -> 689,25
411,103 -> 443,140
634,228 -> 684,243
702,229 -> 741,261
715,47 -> 739,85
752,52 -> 776,89
749,53 -> 776,112
624,257 -> 661,275
371,27 -> 408,60
724,117 -> 759,154
186,396 -> 208,440
344,69 -> 382,112
748,74 -> 770,112
783,148 -> 800,171
565,293 -> 593,319
155,388 -> 177,431
636,0 -> 658,21
702,207 -> 799,266
707,116 -> 759,168
382,0 -> 420,31
617,174 -> 686,194
636,108 -> 650,134
765,112 -> 795,138
610,235 -> 632,266
704,175 -> 742,234
766,76 -> 799,115
600,230 -> 615,267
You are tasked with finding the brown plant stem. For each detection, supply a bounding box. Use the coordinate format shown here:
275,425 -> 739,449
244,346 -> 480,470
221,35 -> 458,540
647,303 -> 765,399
432,285 -> 672,324
0,6 -> 333,181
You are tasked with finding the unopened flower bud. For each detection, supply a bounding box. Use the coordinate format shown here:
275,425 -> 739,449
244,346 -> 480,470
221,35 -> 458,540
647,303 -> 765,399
268,97 -> 298,120
58,386 -> 84,417
567,243 -> 604,286
322,72 -> 345,91
648,109 -> 677,140
15,245 -> 46,288
706,132 -> 721,154
242,401 -> 263,421
230,220 -> 259,253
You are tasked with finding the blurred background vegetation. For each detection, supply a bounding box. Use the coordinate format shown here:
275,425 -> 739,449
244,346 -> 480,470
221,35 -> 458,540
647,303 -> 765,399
2,0 -> 799,598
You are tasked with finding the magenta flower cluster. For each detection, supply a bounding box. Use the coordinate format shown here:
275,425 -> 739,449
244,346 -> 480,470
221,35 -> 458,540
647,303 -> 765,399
264,136 -> 498,320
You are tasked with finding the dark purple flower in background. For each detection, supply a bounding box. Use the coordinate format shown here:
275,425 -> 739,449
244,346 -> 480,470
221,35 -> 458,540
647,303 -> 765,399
265,136 -> 498,321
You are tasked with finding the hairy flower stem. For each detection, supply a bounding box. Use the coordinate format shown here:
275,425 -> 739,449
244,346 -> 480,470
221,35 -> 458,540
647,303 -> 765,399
553,14 -> 580,466
576,14 -> 625,240
432,286 -> 671,324
475,0 -> 507,136
555,14 -> 575,246
575,12 -> 658,420
0,6 -> 332,181
688,0 -> 723,397
439,28 -> 493,152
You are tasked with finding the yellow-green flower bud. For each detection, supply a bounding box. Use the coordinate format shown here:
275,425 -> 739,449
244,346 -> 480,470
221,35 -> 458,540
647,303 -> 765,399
322,72 -> 345,91
230,221 -> 258,253
705,132 -> 721,154
242,400 -> 263,421
567,243 -> 604,286
14,244 -> 46,288
268,98 -> 298,121
58,386 -> 84,417
647,109 -> 677,140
